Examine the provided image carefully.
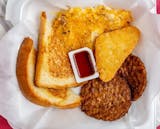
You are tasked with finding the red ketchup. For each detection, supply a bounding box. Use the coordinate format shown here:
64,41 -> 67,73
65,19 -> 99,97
74,51 -> 95,78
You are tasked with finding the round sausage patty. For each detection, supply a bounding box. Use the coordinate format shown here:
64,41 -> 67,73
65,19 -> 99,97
117,54 -> 147,101
80,76 -> 131,121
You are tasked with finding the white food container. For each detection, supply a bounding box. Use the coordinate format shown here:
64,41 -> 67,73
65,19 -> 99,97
0,0 -> 160,129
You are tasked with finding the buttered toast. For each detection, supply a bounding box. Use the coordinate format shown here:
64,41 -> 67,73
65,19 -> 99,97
16,38 -> 80,108
35,6 -> 132,89
35,12 -> 79,89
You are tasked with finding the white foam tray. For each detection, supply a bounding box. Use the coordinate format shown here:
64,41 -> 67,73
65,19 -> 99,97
3,0 -> 158,129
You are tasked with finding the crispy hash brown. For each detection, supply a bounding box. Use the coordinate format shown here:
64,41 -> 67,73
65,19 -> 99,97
95,26 -> 140,82
80,76 -> 131,121
117,54 -> 147,101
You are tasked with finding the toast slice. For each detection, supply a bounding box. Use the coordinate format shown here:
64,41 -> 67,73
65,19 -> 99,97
35,12 -> 79,89
95,26 -> 140,82
16,38 -> 80,108
35,7 -> 132,89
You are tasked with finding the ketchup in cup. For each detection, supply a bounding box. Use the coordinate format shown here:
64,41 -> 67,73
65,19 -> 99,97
74,51 -> 95,78
68,47 -> 99,83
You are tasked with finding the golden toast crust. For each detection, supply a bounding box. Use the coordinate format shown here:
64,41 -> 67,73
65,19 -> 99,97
16,38 -> 51,106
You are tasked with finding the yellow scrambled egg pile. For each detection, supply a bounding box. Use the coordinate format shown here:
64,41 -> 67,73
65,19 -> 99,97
52,5 -> 132,50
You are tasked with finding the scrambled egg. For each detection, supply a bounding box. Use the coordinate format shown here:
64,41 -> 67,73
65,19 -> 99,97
52,5 -> 132,50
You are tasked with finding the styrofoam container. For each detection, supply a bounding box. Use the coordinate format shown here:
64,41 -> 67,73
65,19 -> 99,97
2,0 -> 160,129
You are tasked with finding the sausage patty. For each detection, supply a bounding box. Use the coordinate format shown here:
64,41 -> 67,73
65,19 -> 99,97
80,76 -> 131,121
117,54 -> 147,101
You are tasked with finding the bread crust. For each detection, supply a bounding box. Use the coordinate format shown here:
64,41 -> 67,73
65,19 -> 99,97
16,38 -> 50,106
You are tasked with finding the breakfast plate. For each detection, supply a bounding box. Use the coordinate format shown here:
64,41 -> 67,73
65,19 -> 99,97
0,0 -> 160,129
